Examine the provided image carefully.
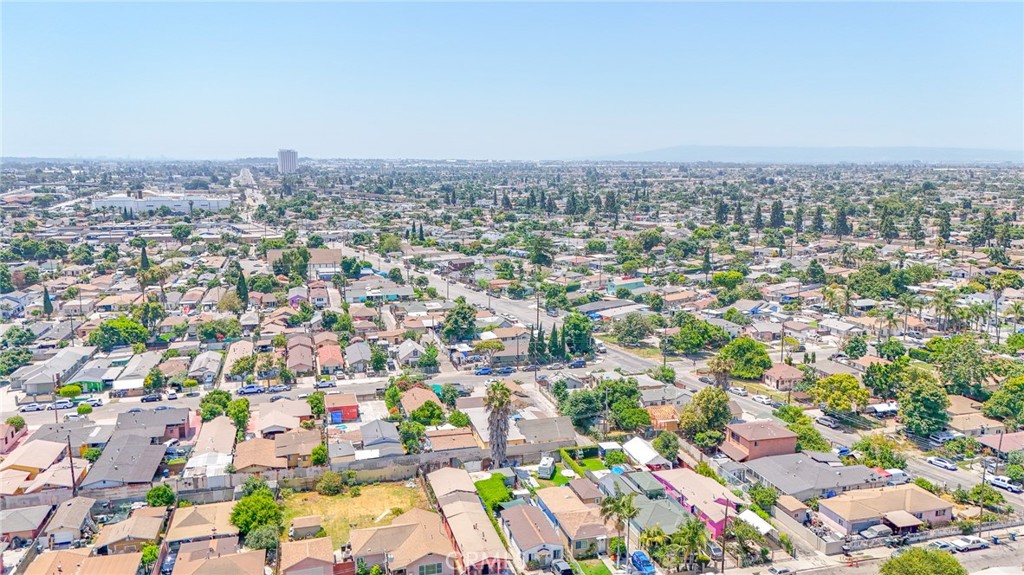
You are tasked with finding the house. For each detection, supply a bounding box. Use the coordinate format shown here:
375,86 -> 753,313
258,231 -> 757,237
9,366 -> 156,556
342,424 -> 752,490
359,420 -> 404,455
0,439 -> 66,479
535,486 -> 616,558
762,363 -> 804,391
427,468 -> 510,575
818,484 -> 953,536
93,508 -> 164,554
0,421 -> 26,454
568,479 -> 603,505
222,340 -> 254,382
79,434 -> 165,490
346,342 -> 372,372
164,501 -> 238,545
621,437 -> 670,470
317,343 -> 345,375
706,318 -> 742,338
329,440 -> 356,463
349,508 -> 457,575
288,344 -> 316,376
22,549 -> 143,575
289,515 -> 323,540
188,351 -> 223,385
172,541 -> 264,575
401,387 -> 443,416
0,504 -> 52,541
43,497 -> 97,548
741,452 -> 885,501
397,339 -> 426,367
0,290 -> 31,319
325,393 -> 359,424
281,537 -> 337,575
719,421 -> 798,462
232,437 -> 287,473
10,346 -> 95,395
744,321 -> 782,342
192,415 -> 237,457
501,504 -> 564,568
275,428 -> 323,468
654,468 -> 745,538
115,407 -> 193,441
629,495 -> 692,540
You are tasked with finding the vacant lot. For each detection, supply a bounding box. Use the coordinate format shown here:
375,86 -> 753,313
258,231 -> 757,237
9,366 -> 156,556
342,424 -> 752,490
282,482 -> 429,546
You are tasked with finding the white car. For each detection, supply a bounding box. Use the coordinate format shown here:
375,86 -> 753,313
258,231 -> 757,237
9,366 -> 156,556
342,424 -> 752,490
752,395 -> 772,405
950,536 -> 989,552
81,397 -> 103,407
19,403 -> 45,412
927,456 -> 958,471
926,540 -> 956,553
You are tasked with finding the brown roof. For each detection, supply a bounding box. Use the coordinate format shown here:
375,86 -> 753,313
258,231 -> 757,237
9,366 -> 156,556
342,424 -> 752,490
291,515 -> 322,529
763,363 -> 804,379
165,501 -> 238,543
349,509 -> 455,571
281,537 -> 335,573
819,484 -> 951,522
94,512 -> 164,550
173,542 -> 264,575
325,393 -> 357,408
275,428 -> 322,457
425,428 -> 478,451
400,387 -> 441,415
233,438 -> 287,471
645,404 -> 678,423
24,549 -> 142,575
726,421 -> 798,442
502,505 -> 561,549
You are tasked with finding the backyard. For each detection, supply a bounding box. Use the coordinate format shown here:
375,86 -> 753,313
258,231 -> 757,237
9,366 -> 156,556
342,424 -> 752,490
537,457 -> 608,489
281,481 -> 429,546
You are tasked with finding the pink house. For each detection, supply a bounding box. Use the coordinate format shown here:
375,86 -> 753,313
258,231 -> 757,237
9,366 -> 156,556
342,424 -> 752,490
653,468 -> 746,538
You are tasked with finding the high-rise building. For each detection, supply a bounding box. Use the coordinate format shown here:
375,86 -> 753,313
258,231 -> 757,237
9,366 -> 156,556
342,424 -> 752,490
277,149 -> 298,174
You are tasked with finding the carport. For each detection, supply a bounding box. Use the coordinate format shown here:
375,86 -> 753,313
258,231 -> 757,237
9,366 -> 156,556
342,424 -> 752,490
883,510 -> 923,534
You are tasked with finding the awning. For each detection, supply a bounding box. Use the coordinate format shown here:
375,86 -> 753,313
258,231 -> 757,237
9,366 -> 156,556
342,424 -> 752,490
737,509 -> 774,536
884,510 -> 923,529
717,440 -> 749,462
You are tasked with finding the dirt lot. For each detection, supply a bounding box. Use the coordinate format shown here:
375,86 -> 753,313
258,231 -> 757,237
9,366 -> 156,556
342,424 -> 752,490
282,481 -> 429,546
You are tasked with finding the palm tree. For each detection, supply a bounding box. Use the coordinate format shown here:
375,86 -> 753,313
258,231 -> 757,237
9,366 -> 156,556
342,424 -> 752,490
600,489 -> 639,566
639,525 -> 668,553
990,272 -> 1017,345
484,381 -> 512,468
1008,301 -> 1024,335
931,289 -> 958,333
674,518 -> 710,571
707,355 -> 734,390
660,543 -> 687,574
897,293 -> 920,335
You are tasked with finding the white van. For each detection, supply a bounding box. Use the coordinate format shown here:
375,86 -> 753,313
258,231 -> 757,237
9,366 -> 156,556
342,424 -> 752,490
885,469 -> 911,486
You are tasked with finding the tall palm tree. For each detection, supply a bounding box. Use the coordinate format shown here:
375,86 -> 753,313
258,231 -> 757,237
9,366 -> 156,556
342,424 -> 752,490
990,272 -> 1017,345
600,490 -> 639,566
484,381 -> 512,468
674,518 -> 710,571
639,525 -> 668,553
896,293 -> 920,335
707,355 -> 734,390
931,289 -> 958,333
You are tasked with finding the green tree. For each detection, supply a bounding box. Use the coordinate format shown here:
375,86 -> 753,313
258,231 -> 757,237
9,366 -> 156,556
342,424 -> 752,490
448,410 -> 471,427
899,372 -> 950,437
652,431 -> 680,461
711,271 -> 744,290
678,387 -> 732,440
612,312 -> 652,346
141,544 -> 159,569
146,484 -> 176,507
485,381 -> 512,466
244,524 -> 281,550
370,345 -> 388,372
311,443 -> 329,465
88,316 -> 149,351
399,420 -> 426,453
417,344 -> 440,371
442,297 -> 477,341
983,376 -> 1024,427
717,337 -> 772,379
42,287 -> 53,318
843,335 -> 868,359
439,384 -> 460,408
236,272 -> 249,306
227,398 -> 250,434
171,223 -> 192,246
810,373 -> 869,413
307,391 -> 326,417
748,483 -> 779,513
935,335 -> 989,399
83,447 -> 103,462
879,548 -> 966,575
410,400 -> 446,425
230,491 -> 282,535
562,312 -> 594,355
241,475 -> 269,497
4,416 -> 26,431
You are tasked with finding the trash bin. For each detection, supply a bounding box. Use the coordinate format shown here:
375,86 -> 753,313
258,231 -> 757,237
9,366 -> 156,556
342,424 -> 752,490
1009,532 -> 1018,541
991,536 -> 999,545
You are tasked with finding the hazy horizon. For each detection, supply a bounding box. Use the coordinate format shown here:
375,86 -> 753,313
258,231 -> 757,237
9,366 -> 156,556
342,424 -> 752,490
3,2 -> 1022,160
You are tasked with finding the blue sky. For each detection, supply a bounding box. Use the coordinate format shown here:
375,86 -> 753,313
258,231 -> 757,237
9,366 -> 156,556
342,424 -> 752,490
3,2 -> 1022,160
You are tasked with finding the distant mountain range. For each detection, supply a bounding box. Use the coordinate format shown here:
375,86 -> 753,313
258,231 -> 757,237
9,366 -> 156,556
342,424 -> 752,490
595,145 -> 1024,164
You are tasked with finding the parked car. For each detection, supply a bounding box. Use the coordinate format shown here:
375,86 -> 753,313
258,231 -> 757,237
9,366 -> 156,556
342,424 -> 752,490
568,359 -> 586,369
474,367 -> 493,376
237,385 -> 264,395
816,415 -> 839,429
270,395 -> 288,402
48,399 -> 74,410
706,541 -> 724,560
729,386 -> 748,397
950,536 -> 989,552
314,380 -> 336,389
752,395 -> 772,405
551,560 -> 572,575
63,413 -> 86,422
165,391 -> 177,400
630,551 -> 656,575
81,397 -> 103,407
927,456 -> 958,471
549,363 -> 565,370
989,475 -> 1023,493
154,405 -> 171,411
522,364 -> 540,372
19,403 -> 45,412
140,394 -> 162,403
268,384 -> 290,393
126,407 -> 144,414
595,342 -> 607,353
496,366 -> 516,375
698,376 -> 714,384
926,541 -> 957,553
768,568 -> 792,575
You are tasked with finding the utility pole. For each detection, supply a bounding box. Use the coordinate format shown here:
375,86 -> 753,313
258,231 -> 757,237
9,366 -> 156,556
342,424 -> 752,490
721,503 -> 729,574
66,436 -> 78,497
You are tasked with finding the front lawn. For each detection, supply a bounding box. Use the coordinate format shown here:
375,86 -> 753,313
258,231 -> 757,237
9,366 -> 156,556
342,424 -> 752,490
579,559 -> 611,575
